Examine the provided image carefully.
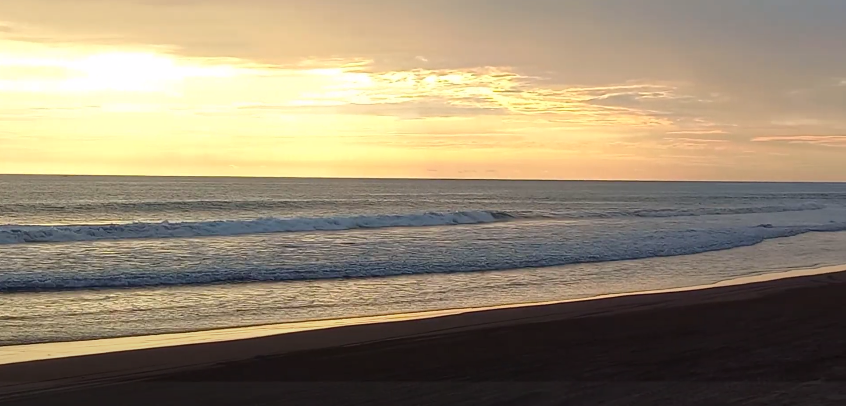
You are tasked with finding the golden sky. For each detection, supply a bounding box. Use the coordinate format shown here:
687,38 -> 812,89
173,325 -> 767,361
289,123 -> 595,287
1,0 -> 845,180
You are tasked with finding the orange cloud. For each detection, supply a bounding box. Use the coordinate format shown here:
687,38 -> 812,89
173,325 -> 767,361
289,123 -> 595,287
751,135 -> 846,147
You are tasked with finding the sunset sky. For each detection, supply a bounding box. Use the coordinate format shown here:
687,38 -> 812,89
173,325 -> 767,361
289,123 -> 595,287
2,0 -> 845,180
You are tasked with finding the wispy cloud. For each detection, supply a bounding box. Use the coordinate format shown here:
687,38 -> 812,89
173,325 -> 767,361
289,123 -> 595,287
346,134 -> 530,149
666,129 -> 728,135
283,64 -> 721,130
751,135 -> 846,147
660,137 -> 731,151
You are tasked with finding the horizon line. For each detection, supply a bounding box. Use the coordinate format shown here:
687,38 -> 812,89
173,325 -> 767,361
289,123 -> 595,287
1,173 -> 845,184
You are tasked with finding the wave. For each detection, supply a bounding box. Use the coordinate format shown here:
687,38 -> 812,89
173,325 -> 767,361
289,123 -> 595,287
0,203 -> 829,244
1,199 -> 344,213
0,211 -> 515,244
3,221 -> 846,293
570,202 -> 827,218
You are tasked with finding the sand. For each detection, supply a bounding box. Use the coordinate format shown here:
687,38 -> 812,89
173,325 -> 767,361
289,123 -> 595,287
2,266 -> 846,405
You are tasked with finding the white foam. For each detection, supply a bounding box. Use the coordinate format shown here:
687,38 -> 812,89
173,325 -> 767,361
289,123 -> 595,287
3,221 -> 846,292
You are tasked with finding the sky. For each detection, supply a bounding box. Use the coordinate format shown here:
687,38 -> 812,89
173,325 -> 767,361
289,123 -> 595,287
1,0 -> 845,180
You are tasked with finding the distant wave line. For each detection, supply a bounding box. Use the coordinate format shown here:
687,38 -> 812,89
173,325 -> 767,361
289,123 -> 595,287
0,202 -> 828,244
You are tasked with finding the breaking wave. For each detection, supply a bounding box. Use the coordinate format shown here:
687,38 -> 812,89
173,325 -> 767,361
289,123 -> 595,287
0,202 -> 829,244
0,211 -> 515,244
3,221 -> 846,292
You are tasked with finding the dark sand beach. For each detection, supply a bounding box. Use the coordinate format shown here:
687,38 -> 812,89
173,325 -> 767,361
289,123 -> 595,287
2,269 -> 846,405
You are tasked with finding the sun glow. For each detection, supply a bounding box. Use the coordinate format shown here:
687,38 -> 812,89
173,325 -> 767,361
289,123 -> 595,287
0,42 -> 731,178
0,45 -> 244,93
2,20 -> 842,180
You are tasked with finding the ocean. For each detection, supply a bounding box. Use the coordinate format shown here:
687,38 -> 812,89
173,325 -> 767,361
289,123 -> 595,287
2,175 -> 846,345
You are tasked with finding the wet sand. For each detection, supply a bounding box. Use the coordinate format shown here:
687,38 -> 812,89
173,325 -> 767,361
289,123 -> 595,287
2,268 -> 846,405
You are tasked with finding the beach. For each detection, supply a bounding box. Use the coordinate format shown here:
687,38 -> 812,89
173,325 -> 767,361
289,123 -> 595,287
2,267 -> 846,405
5,2 -> 846,404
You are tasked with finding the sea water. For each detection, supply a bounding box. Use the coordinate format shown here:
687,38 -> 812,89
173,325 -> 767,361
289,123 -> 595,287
2,175 -> 846,344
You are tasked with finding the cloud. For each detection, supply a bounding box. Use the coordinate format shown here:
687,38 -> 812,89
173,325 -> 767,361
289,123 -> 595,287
666,129 -> 728,135
751,135 -> 846,147
659,137 -> 731,151
2,0 -> 846,179
282,65 -> 716,129
4,1 -> 846,132
237,100 -> 505,119
665,137 -> 729,143
345,134 -> 532,150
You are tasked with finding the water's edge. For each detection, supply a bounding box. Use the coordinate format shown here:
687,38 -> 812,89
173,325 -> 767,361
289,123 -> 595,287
3,262 -> 844,366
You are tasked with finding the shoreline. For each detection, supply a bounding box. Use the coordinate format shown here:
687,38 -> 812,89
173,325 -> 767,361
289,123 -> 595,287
2,264 -> 846,402
2,263 -> 844,366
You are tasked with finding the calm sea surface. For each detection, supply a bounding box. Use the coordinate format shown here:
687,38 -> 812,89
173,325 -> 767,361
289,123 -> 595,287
2,176 -> 846,344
